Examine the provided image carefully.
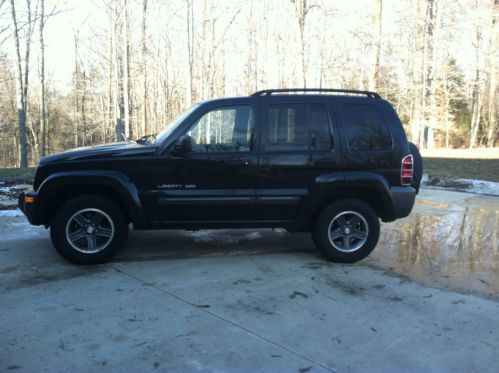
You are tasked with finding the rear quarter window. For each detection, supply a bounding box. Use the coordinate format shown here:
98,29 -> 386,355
341,104 -> 392,151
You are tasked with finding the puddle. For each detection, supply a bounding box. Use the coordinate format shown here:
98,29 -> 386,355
2,187 -> 498,300
368,196 -> 499,300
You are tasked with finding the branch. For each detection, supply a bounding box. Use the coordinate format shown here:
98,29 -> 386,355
213,7 -> 241,52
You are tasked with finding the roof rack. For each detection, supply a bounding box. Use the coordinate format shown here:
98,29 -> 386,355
251,88 -> 381,99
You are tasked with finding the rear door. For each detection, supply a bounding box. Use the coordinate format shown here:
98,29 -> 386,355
255,96 -> 340,222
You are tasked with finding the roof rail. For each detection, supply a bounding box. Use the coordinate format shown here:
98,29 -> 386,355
251,88 -> 381,99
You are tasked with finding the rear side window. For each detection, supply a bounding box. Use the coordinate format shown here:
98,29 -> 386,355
342,104 -> 392,151
267,103 -> 332,151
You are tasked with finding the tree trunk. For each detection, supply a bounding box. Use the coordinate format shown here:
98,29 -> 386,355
186,0 -> 194,105
9,0 -> 28,167
422,0 -> 436,149
369,0 -> 383,92
292,0 -> 308,88
81,70 -> 87,145
106,7 -> 114,143
141,0 -> 148,136
122,0 -> 132,140
299,3 -> 306,88
39,0 -> 46,157
73,32 -> 79,147
112,2 -> 125,141
486,0 -> 498,147
469,30 -> 482,148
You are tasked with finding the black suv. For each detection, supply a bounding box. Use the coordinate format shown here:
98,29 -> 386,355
19,88 -> 421,265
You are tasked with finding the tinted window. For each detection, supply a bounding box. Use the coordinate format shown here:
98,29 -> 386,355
342,104 -> 392,151
187,106 -> 253,152
267,104 -> 332,151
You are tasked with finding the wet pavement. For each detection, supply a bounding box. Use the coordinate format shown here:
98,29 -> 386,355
1,188 -> 498,373
1,188 -> 498,300
369,188 -> 499,300
114,188 -> 499,300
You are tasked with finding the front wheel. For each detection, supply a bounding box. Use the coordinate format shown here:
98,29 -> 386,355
50,195 -> 128,265
313,199 -> 380,263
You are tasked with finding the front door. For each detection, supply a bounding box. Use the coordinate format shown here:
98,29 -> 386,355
150,102 -> 258,224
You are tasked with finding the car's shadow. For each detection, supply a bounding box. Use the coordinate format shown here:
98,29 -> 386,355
116,228 -> 316,262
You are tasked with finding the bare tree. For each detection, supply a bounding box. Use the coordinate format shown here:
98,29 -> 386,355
486,0 -> 498,147
469,10 -> 483,148
186,0 -> 194,104
73,29 -> 79,147
369,0 -> 383,92
421,0 -> 435,149
3,0 -> 499,169
111,0 -> 125,141
39,0 -> 46,157
122,0 -> 131,140
291,0 -> 317,88
9,0 -> 28,167
141,0 -> 148,136
106,5 -> 113,142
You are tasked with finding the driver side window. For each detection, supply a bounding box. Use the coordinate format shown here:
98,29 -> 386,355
187,106 -> 253,152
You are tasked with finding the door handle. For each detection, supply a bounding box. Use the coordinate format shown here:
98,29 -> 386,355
227,159 -> 249,166
307,155 -> 314,166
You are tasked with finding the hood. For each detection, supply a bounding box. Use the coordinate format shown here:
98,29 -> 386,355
38,141 -> 157,165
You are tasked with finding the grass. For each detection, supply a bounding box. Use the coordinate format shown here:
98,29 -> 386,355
423,158 -> 499,183
0,167 -> 36,178
421,148 -> 499,183
421,147 -> 499,159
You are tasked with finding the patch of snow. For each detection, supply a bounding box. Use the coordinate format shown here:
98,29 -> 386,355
11,184 -> 32,190
180,229 -> 263,244
0,209 -> 24,217
454,179 -> 499,196
422,177 -> 499,196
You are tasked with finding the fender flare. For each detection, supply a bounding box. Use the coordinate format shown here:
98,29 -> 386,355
34,170 -> 146,228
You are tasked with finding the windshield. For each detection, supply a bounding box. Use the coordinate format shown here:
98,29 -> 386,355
155,104 -> 200,144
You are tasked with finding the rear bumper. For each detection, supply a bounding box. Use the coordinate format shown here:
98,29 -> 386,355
391,186 -> 416,219
18,191 -> 39,225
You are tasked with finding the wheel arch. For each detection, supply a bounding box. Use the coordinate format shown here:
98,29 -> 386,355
298,171 -> 396,230
34,170 -> 147,228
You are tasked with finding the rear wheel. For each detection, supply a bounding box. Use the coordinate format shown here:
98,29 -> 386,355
50,195 -> 128,264
313,199 -> 380,263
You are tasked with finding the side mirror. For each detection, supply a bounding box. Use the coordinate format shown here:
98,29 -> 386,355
173,135 -> 192,155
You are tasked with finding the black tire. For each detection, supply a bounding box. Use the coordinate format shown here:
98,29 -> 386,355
50,195 -> 128,265
313,199 -> 380,263
409,142 -> 423,193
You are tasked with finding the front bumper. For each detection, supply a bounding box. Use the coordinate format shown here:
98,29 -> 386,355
391,186 -> 416,219
18,191 -> 38,225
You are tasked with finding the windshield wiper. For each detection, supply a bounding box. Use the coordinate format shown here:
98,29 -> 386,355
136,134 -> 157,145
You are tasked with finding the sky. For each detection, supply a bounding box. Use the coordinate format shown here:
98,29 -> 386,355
44,0 -> 106,92
4,0 -> 484,94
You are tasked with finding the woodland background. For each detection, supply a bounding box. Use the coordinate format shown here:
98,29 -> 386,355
0,0 -> 497,167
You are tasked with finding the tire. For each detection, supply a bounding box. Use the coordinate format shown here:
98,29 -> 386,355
50,195 -> 128,265
409,142 -> 423,193
313,199 -> 380,263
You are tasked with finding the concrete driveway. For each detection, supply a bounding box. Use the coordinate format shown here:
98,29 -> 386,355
1,189 -> 498,373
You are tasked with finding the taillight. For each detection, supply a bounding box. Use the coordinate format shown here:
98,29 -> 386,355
401,154 -> 413,186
